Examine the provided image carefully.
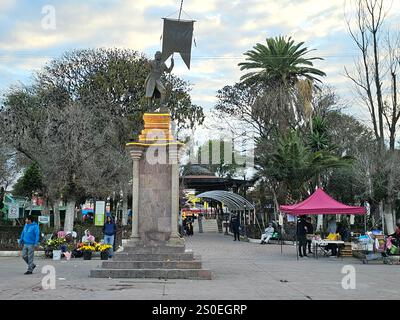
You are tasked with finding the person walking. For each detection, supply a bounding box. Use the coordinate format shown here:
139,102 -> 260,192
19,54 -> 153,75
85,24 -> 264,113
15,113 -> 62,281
305,217 -> 314,254
230,213 -> 240,241
297,215 -> 308,257
103,216 -> 117,258
19,215 -> 40,274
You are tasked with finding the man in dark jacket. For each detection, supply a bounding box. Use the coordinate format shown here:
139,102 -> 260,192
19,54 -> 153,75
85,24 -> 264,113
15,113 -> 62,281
297,215 -> 308,257
103,216 -> 117,258
305,217 -> 314,254
230,213 -> 240,241
19,215 -> 40,274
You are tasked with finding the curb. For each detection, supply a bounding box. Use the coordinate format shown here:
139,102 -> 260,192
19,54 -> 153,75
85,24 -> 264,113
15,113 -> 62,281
0,251 -> 46,257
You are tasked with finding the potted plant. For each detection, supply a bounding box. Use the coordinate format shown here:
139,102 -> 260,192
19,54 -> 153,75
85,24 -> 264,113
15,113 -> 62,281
97,244 -> 112,260
80,244 -> 96,260
46,238 -> 66,260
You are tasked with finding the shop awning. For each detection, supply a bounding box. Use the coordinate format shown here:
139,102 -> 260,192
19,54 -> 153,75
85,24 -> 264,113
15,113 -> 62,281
280,188 -> 366,215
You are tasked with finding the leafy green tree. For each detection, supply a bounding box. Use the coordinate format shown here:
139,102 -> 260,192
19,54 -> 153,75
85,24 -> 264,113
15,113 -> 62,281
264,131 -> 312,201
1,48 -> 204,232
13,162 -> 43,197
306,115 -> 353,186
263,123 -> 351,202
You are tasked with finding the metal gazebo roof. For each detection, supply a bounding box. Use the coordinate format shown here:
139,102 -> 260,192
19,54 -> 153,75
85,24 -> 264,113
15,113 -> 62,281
195,190 -> 255,211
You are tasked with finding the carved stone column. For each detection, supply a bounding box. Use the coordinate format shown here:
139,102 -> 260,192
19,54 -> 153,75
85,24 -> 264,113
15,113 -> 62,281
129,147 -> 144,241
168,145 -> 183,245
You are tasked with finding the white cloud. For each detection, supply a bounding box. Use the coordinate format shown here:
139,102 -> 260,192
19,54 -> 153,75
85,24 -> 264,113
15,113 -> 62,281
0,0 -> 15,12
1,0 -> 398,126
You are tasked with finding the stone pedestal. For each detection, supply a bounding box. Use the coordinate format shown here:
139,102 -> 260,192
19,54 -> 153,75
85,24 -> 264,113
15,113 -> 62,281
90,113 -> 212,280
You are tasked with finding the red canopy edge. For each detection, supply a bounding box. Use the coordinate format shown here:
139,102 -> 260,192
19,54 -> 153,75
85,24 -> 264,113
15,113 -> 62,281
279,188 -> 366,216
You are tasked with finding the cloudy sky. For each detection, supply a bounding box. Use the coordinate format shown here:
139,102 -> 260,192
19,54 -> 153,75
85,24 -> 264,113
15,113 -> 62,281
1,0 -> 399,136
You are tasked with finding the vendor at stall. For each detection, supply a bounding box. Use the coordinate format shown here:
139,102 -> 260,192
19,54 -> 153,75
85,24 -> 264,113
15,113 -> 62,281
389,221 -> 400,246
326,216 -> 339,256
305,217 -> 314,255
297,216 -> 308,257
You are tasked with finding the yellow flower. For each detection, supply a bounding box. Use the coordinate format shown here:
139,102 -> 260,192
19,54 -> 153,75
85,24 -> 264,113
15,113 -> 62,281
98,244 -> 112,252
79,245 -> 96,251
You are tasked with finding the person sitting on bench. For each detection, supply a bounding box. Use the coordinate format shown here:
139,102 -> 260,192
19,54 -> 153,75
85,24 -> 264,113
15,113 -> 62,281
260,223 -> 275,244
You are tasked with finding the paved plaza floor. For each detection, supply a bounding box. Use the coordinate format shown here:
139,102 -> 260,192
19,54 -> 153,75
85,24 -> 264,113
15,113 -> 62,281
0,233 -> 399,300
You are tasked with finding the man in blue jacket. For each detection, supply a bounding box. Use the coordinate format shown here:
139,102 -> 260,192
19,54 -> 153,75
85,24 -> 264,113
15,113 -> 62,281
19,215 -> 40,274
103,216 -> 117,258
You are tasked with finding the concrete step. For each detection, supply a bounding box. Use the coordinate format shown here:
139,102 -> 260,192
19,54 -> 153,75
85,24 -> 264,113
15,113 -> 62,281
123,245 -> 185,254
90,268 -> 213,280
113,252 -> 195,262
200,219 -> 218,233
101,260 -> 202,269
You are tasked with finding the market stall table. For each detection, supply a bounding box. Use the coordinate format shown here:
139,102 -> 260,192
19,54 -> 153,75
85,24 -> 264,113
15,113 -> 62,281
312,239 -> 345,258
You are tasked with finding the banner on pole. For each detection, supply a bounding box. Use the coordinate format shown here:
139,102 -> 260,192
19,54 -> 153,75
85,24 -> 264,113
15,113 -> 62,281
95,201 -> 105,226
162,18 -> 194,69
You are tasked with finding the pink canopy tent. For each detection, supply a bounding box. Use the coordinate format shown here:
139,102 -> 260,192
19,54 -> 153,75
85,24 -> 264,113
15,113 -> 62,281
280,188 -> 365,260
280,188 -> 366,215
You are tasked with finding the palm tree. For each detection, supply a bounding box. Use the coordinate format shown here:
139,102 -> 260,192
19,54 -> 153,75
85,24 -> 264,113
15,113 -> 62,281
265,131 -> 312,201
238,36 -> 326,86
264,127 -> 352,202
307,116 -> 353,186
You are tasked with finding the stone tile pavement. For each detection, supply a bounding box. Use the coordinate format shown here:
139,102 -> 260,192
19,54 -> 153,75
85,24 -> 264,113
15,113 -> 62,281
0,233 -> 399,300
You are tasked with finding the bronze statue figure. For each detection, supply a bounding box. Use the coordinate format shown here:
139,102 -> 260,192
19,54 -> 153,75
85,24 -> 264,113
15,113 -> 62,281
145,51 -> 174,110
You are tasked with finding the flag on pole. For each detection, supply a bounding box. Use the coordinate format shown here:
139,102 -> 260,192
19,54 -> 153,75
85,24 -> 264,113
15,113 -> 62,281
161,18 -> 194,69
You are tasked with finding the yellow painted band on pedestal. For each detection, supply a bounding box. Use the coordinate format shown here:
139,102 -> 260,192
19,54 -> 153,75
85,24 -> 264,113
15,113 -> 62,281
126,142 -> 185,147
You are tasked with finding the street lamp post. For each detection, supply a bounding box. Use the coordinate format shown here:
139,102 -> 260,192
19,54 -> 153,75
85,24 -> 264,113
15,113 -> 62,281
243,204 -> 247,238
224,210 -> 229,235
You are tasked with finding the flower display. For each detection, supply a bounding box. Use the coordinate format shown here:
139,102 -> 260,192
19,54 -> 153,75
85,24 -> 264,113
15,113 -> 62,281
79,245 -> 96,252
96,244 -> 112,252
46,238 -> 66,250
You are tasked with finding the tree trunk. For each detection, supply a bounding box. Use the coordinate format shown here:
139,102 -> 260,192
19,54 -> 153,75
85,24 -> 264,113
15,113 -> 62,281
64,199 -> 76,232
379,201 -> 384,232
122,195 -> 128,226
389,71 -> 397,151
317,214 -> 323,233
384,201 -> 395,235
53,201 -> 61,231
272,188 -> 284,235
42,197 -> 50,216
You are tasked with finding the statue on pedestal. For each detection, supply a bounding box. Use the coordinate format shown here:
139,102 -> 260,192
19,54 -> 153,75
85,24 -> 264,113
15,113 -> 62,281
145,51 -> 174,110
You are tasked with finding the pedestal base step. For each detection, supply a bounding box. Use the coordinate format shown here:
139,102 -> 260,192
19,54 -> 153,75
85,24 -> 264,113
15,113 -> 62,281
90,268 -> 213,280
123,245 -> 185,254
101,261 -> 202,269
113,252 -> 195,261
